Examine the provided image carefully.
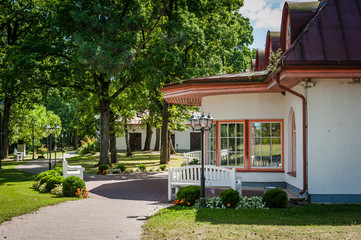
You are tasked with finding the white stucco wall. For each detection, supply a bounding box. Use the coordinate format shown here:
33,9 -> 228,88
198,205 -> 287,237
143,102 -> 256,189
307,79 -> 361,195
202,93 -> 285,120
116,125 -> 192,152
283,85 -> 305,191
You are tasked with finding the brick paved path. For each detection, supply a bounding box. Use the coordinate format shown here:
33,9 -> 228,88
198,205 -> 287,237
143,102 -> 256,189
0,157 -> 170,240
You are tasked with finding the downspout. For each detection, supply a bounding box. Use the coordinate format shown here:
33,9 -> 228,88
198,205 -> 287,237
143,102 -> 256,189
275,77 -> 308,196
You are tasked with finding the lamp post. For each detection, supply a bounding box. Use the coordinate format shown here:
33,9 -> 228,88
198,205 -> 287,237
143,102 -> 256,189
0,101 -> 4,169
45,124 -> 59,170
31,118 -> 35,160
189,112 -> 214,207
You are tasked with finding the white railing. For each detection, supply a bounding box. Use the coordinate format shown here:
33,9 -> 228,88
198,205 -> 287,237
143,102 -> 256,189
168,165 -> 242,201
183,151 -> 201,165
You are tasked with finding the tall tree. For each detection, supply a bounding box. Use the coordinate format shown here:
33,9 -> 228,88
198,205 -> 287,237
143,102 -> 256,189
141,0 -> 253,163
51,0 -> 169,165
0,0 -> 51,159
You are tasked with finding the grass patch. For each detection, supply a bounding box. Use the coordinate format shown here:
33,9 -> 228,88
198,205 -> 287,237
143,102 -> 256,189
142,205 -> 361,239
66,151 -> 183,174
0,160 -> 75,224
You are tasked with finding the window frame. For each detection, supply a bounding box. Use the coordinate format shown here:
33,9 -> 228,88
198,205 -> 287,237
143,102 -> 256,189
217,120 -> 246,170
248,119 -> 284,172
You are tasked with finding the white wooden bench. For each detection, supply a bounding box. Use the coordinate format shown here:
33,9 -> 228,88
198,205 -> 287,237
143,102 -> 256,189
183,151 -> 201,165
168,165 -> 242,201
62,156 -> 85,179
14,148 -> 24,161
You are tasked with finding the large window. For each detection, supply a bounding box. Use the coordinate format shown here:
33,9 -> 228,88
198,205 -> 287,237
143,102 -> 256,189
220,122 -> 244,167
250,121 -> 282,168
206,125 -> 216,165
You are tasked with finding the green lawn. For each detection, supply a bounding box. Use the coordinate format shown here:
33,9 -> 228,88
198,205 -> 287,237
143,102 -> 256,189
142,205 -> 361,239
0,160 -> 75,224
66,151 -> 183,174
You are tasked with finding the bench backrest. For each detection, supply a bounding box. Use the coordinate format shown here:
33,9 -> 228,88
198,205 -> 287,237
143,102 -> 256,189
169,165 -> 235,185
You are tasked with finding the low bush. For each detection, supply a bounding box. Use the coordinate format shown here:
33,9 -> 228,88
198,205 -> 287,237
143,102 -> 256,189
35,170 -> 59,181
62,176 -> 86,197
78,137 -> 100,155
45,176 -> 64,192
50,185 -> 63,197
263,188 -> 288,208
97,164 -> 109,175
138,164 -> 146,172
33,181 -> 41,191
39,183 -> 47,193
40,175 -> 55,186
53,167 -> 63,176
236,196 -> 267,210
116,163 -> 127,172
159,164 -> 167,171
175,185 -> 200,206
219,189 -> 240,208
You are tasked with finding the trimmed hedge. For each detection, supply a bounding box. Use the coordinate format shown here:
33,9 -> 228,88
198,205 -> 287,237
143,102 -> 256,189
62,176 -> 86,197
176,185 -> 200,206
45,176 -> 64,192
263,188 -> 288,208
219,189 -> 240,208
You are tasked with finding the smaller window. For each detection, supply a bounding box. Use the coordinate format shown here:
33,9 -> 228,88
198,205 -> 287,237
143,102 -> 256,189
286,16 -> 291,49
206,125 -> 216,165
292,113 -> 296,173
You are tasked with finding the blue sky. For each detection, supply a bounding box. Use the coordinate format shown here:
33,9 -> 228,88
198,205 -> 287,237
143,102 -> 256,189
239,0 -> 305,49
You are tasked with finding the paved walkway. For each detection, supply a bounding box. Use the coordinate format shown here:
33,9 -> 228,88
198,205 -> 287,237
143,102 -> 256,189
0,155 -> 171,240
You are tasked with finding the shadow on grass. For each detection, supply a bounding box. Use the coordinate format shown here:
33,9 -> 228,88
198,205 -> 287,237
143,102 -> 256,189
191,204 -> 361,226
0,164 -> 35,186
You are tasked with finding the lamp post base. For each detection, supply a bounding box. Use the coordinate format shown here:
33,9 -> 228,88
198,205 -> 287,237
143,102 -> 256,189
200,197 -> 206,208
49,161 -> 52,170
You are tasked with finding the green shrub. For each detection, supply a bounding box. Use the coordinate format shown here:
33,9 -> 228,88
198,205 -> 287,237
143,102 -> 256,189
219,189 -> 240,208
33,181 -> 41,191
98,164 -> 109,175
45,176 -> 64,192
176,185 -> 201,206
236,196 -> 268,210
37,145 -> 47,157
263,188 -> 288,208
78,137 -> 100,155
116,164 -> 127,172
39,183 -> 47,193
159,164 -> 166,171
62,176 -> 86,197
35,170 -> 58,181
39,175 -> 55,186
50,185 -> 63,197
138,164 -> 146,172
53,167 -> 63,176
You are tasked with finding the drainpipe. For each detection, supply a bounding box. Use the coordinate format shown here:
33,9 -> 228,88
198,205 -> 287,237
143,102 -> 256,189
275,78 -> 308,196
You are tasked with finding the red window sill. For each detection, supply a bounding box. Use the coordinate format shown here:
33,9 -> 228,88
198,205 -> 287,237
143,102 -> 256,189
287,172 -> 296,177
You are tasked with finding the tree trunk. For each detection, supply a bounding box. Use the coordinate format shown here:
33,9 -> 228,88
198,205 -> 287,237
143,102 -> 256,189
154,128 -> 160,151
125,125 -> 132,156
1,97 -> 11,160
160,101 -> 170,164
110,111 -> 117,164
169,135 -> 177,155
99,98 -> 111,165
110,132 -> 117,164
142,122 -> 153,151
73,130 -> 78,150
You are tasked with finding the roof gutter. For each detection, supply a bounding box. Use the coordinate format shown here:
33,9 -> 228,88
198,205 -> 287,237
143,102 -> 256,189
275,77 -> 308,196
